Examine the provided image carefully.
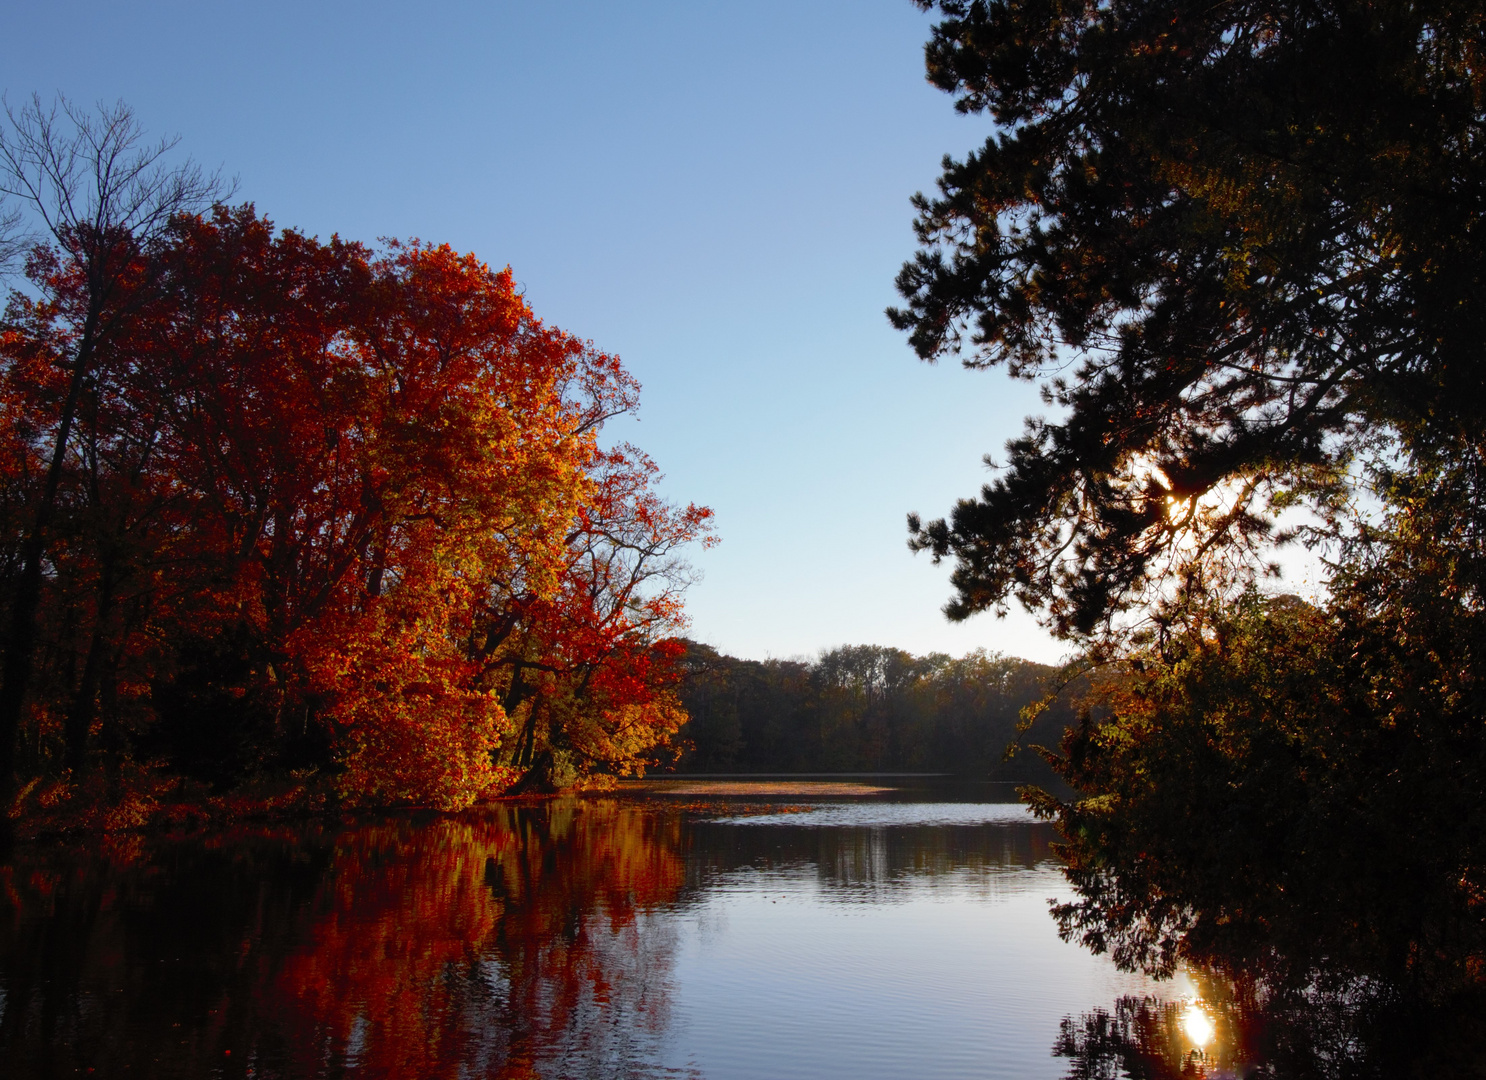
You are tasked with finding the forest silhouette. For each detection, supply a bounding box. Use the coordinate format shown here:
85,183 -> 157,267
895,0 -> 1486,1070
674,640 -> 1068,782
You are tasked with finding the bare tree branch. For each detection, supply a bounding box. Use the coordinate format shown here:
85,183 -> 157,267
0,94 -> 230,261
0,96 -> 230,849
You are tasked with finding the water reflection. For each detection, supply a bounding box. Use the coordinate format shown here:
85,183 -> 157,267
0,804 -> 692,1079
1055,995 -> 1236,1080
709,802 -> 1036,827
0,793 -> 1184,1078
687,809 -> 1057,903
1056,970 -> 1486,1079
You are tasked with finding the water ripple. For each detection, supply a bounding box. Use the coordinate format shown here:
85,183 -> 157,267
709,801 -> 1037,827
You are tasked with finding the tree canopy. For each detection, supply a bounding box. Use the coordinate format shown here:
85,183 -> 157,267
895,0 -> 1486,1037
0,139 -> 712,816
675,640 -> 1068,778
892,0 -> 1486,638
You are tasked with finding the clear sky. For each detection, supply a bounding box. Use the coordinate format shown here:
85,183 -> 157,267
2,0 -> 1066,665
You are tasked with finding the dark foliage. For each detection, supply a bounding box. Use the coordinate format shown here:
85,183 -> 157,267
674,639 -> 1069,779
896,0 -> 1486,1059
1056,976 -> 1486,1079
1029,451 -> 1486,997
894,0 -> 1486,638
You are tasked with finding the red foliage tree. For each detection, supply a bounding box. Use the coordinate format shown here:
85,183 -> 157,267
0,204 -> 712,809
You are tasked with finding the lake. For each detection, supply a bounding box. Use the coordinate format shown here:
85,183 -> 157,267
0,778 -> 1205,1079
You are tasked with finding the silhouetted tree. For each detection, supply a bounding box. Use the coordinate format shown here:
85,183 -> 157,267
0,97 -> 222,837
897,0 -> 1486,1018
894,0 -> 1486,641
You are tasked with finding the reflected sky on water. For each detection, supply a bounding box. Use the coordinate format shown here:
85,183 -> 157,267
0,781 -> 1192,1079
706,801 -> 1037,827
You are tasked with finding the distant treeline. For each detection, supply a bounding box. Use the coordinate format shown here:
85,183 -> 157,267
672,641 -> 1073,781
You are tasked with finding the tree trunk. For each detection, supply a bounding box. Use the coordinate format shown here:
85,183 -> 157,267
0,319 -> 98,848
63,558 -> 117,774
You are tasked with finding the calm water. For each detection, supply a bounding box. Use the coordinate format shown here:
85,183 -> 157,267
0,780 -> 1189,1079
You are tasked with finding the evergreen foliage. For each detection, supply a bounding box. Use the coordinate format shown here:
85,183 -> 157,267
897,0 -> 1486,1035
894,0 -> 1486,639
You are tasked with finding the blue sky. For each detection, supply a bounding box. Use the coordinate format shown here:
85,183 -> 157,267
3,0 -> 1065,664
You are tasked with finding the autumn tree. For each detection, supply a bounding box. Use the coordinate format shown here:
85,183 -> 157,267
0,97 -> 223,837
489,444 -> 715,791
1,193 -> 711,813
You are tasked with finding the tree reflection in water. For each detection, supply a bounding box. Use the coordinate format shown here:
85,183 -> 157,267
11,797 -> 1483,1077
1056,968 -> 1486,1080
0,801 -> 688,1079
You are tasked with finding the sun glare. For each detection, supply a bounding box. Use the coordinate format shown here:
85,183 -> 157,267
1181,1000 -> 1217,1047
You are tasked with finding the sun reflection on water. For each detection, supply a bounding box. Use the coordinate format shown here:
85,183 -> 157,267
1181,998 -> 1217,1048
